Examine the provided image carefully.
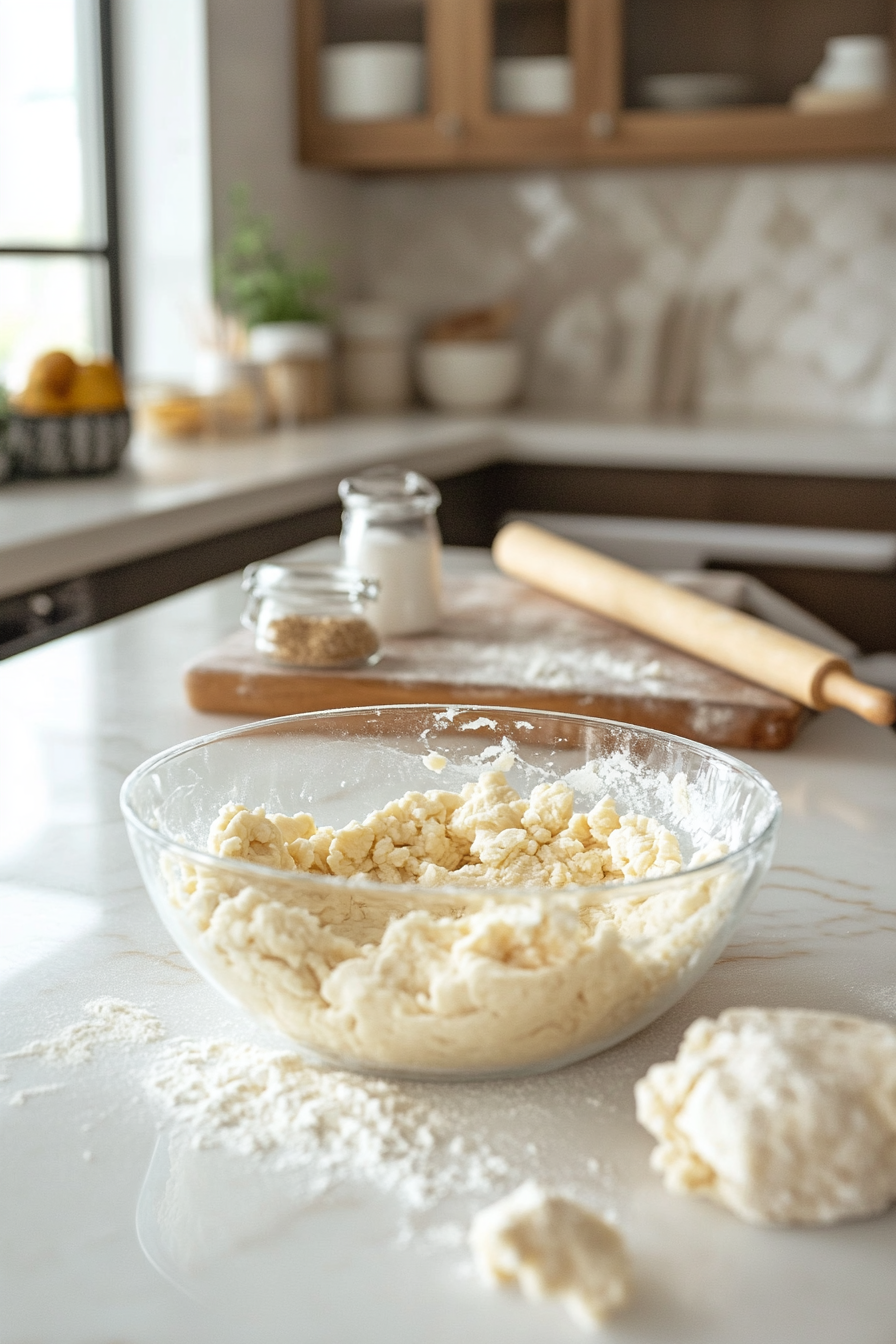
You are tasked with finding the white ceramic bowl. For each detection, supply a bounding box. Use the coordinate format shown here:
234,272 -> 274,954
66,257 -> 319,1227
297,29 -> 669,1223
416,340 -> 523,412
121,706 -> 781,1079
640,72 -> 751,110
493,56 -> 573,113
321,42 -> 425,121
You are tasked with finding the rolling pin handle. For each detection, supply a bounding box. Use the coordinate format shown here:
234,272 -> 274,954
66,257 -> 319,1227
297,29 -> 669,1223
819,669 -> 896,726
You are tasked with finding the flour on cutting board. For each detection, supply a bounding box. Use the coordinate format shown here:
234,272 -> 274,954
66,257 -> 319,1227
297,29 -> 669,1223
386,575 -> 674,694
367,573 -> 768,703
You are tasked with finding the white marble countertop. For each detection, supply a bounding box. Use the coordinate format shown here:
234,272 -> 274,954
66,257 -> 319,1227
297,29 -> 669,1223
1,563 -> 895,1344
3,411 -> 895,600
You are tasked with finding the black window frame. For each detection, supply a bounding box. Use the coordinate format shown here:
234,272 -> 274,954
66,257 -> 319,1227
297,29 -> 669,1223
0,0 -> 123,365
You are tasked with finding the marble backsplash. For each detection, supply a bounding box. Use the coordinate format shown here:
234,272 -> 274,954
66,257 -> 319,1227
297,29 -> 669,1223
357,163 -> 896,426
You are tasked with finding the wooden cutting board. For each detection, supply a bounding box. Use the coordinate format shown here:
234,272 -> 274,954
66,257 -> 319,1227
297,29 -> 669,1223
185,570 -> 805,749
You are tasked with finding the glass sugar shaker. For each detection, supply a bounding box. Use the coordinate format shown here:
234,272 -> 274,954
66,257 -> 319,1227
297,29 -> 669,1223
338,466 -> 442,636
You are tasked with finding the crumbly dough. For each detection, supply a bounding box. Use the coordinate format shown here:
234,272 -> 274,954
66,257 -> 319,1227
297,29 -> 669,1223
165,771 -> 731,1071
635,1007 -> 896,1225
469,1181 -> 632,1329
207,771 -> 686,889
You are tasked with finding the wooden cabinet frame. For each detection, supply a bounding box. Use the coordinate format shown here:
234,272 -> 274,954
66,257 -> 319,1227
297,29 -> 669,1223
297,0 -> 896,170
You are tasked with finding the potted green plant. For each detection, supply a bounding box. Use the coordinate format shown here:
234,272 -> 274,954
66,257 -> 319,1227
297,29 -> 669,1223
215,184 -> 333,364
215,186 -> 335,422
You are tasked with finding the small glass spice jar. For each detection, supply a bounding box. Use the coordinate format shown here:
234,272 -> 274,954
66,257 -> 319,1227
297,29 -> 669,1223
339,466 -> 442,637
241,561 -> 380,668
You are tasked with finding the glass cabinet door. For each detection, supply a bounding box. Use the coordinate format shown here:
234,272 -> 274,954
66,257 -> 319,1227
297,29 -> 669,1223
298,0 -> 471,168
625,0 -> 893,114
467,0 -> 620,159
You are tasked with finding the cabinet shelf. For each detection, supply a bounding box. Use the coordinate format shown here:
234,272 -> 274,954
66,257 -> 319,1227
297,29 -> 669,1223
297,0 -> 896,170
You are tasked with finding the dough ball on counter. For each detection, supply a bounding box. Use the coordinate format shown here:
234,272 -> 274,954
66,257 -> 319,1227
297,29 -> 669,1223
469,1181 -> 632,1329
635,1007 -> 896,1225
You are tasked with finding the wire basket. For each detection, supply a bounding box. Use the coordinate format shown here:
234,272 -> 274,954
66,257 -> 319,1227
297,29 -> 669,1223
4,408 -> 130,479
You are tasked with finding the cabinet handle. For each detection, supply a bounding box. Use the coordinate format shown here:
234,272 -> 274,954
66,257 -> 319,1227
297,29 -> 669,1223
435,112 -> 464,139
587,111 -> 615,138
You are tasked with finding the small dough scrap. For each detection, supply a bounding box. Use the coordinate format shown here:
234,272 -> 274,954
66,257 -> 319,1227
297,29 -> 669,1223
469,1181 -> 632,1330
635,1007 -> 896,1226
423,751 -> 448,772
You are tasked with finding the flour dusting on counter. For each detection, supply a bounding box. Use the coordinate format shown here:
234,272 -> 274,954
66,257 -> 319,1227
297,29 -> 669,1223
3,998 -> 166,1065
145,1038 -> 509,1209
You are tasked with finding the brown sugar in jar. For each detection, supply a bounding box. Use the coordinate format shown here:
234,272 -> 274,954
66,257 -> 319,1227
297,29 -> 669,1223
242,561 -> 380,669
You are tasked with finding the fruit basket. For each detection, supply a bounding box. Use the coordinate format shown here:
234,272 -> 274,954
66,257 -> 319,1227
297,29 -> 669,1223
3,350 -> 130,480
5,407 -> 131,478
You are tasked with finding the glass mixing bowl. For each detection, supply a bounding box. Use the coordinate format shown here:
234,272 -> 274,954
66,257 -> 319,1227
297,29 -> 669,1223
121,705 -> 780,1080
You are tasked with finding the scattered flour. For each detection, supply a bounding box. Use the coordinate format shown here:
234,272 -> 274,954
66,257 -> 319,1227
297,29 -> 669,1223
144,1038 -> 509,1211
4,996 -> 515,1225
3,998 -> 166,1065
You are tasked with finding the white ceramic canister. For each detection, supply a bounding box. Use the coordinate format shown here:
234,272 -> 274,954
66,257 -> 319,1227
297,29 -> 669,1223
339,301 -> 411,413
339,466 -> 442,636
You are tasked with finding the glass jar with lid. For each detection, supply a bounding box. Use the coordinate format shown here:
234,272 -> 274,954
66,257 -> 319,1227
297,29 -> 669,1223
242,561 -> 380,668
338,466 -> 442,636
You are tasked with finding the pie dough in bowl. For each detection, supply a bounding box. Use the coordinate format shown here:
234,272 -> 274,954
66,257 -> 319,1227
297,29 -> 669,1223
122,705 -> 780,1078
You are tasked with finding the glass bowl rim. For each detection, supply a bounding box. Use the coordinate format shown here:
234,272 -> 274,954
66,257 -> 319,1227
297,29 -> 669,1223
120,703 -> 782,899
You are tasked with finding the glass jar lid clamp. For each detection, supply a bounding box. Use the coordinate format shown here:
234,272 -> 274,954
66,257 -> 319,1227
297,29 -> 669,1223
338,465 -> 441,521
241,560 -> 379,627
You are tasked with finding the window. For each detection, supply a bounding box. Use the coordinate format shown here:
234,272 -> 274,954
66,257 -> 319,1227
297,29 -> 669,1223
0,0 -> 120,389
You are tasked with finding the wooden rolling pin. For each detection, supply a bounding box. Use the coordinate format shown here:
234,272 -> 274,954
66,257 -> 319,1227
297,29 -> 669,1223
493,521 -> 896,727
